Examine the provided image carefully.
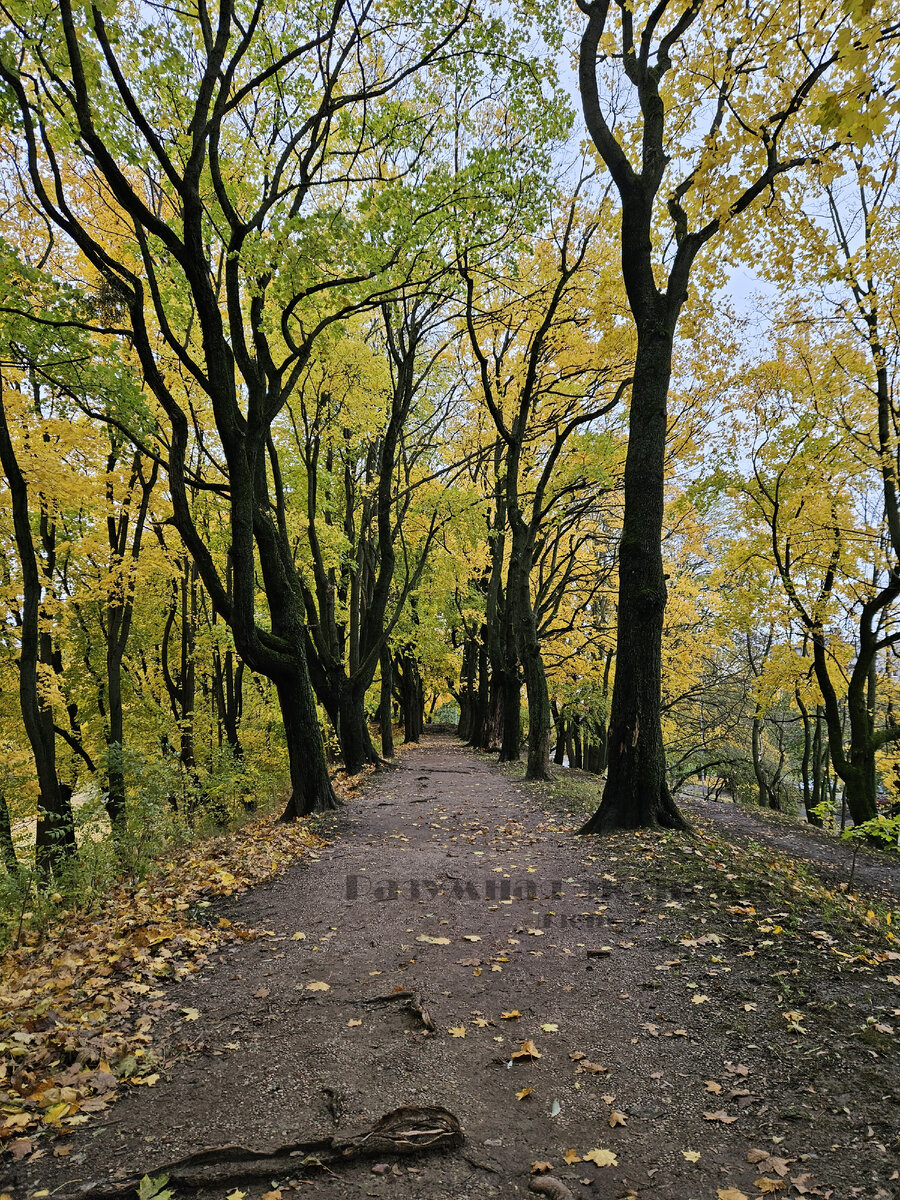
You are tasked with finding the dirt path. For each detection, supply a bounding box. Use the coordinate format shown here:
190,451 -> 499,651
6,735 -> 899,1200
681,794 -> 900,898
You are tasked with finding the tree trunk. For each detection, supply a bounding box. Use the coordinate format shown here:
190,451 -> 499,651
552,703 -> 566,766
105,638 -> 127,838
379,647 -> 394,759
0,382 -> 76,875
396,652 -> 424,743
513,554 -> 551,780
212,645 -> 245,760
0,794 -> 18,873
497,668 -> 521,762
276,670 -> 340,817
571,723 -> 583,770
338,685 -> 379,775
579,328 -> 688,834
751,705 -> 770,809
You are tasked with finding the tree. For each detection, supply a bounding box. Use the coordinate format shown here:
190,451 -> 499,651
0,375 -> 77,874
574,0 -> 888,832
460,193 -> 630,778
0,0 -> 473,813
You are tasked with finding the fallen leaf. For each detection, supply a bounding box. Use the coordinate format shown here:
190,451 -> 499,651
540,1023 -> 559,1032
253,988 -> 270,999
501,1010 -> 522,1020
511,1039 -> 541,1061
347,1019 -> 362,1027
746,1151 -> 791,1177
516,1087 -> 533,1100
583,1147 -> 617,1167
682,1149 -> 701,1162
462,935 -> 481,942
448,1026 -> 467,1038
306,981 -> 330,992
754,1179 -> 785,1194
181,1008 -> 200,1021
692,993 -> 710,1004
577,1060 -> 606,1074
706,1081 -> 723,1094
563,1149 -> 581,1164
416,935 -> 451,945
291,932 -> 306,940
608,1110 -> 627,1127
717,1190 -> 750,1200
530,1161 -> 553,1174
704,1111 -> 738,1124
790,1174 -> 816,1194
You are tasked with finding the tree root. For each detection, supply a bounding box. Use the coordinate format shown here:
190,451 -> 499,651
51,1105 -> 463,1198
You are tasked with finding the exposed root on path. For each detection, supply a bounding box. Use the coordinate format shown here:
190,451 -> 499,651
52,1106 -> 463,1198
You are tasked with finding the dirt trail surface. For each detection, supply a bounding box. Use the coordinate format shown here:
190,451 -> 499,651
5,734 -> 900,1200
681,795 -> 900,899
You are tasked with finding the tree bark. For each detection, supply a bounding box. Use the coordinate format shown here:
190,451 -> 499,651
579,328 -> 688,833
0,379 -> 76,874
379,647 -> 394,759
276,668 -> 340,817
0,794 -> 18,873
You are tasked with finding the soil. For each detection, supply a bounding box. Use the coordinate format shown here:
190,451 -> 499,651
4,733 -> 900,1200
682,793 -> 900,898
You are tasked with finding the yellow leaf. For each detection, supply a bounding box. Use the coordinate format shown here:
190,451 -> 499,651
291,932 -> 306,940
692,993 -> 710,1004
563,1148 -> 581,1164
448,1026 -> 466,1038
501,1010 -> 522,1019
306,981 -> 330,991
717,1190 -> 750,1200
682,1149 -> 701,1162
416,935 -> 451,945
347,1019 -> 362,1027
225,1192 -> 246,1200
511,1039 -> 541,1060
583,1147 -> 617,1167
42,1104 -> 70,1124
530,1161 -> 553,1174
261,1192 -> 283,1200
182,1008 -> 200,1021
540,1023 -> 559,1032
608,1110 -> 627,1127
515,1087 -> 533,1100
462,935 -> 481,942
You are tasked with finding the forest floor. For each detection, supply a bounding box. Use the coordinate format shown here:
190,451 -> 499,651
3,732 -> 900,1200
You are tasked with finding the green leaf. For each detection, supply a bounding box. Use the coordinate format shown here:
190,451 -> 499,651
137,1173 -> 174,1200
